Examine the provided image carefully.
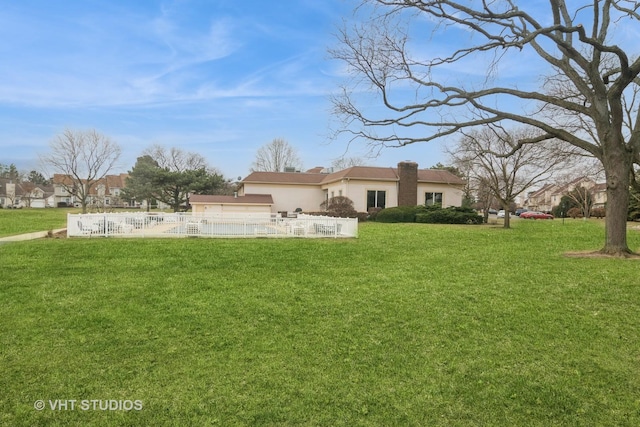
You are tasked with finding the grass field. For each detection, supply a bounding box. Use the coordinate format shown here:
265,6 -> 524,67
0,208 -> 78,237
1,220 -> 640,426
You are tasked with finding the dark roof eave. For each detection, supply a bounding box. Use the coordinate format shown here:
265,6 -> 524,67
190,201 -> 273,205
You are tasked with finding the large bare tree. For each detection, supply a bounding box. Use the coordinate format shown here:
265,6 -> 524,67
143,144 -> 208,172
331,155 -> 368,171
251,138 -> 303,172
332,1 -> 640,256
41,128 -> 121,213
449,127 -> 574,228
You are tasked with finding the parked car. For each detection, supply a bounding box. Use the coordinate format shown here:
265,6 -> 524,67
497,210 -> 506,218
520,211 -> 554,220
515,208 -> 528,216
487,209 -> 498,215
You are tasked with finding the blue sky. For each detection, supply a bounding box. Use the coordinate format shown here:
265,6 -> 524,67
0,0 -> 450,179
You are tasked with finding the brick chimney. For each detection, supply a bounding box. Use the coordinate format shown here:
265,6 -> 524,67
397,161 -> 418,206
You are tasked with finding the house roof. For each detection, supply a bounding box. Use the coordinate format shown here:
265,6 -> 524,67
52,173 -> 129,196
550,177 -> 596,196
189,193 -> 274,205
52,174 -> 75,186
242,171 -> 328,185
527,183 -> 557,198
416,169 -> 466,185
242,166 -> 465,186
322,166 -> 399,183
105,174 -> 128,189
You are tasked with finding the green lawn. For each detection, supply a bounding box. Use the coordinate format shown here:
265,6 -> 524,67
0,208 -> 78,237
1,220 -> 640,426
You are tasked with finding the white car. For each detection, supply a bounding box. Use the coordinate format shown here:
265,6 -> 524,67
497,210 -> 506,218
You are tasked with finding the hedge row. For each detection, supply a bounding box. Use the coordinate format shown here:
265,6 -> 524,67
375,206 -> 421,223
376,205 -> 483,224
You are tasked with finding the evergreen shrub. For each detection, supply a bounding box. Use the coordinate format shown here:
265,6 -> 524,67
376,205 -> 482,224
375,206 -> 423,223
416,206 -> 483,224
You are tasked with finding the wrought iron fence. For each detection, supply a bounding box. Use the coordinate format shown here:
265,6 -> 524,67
67,212 -> 358,238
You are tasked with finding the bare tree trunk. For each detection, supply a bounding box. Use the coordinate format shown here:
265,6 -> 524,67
602,148 -> 632,255
503,206 -> 511,229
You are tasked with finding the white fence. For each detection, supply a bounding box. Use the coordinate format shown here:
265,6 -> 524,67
67,212 -> 358,239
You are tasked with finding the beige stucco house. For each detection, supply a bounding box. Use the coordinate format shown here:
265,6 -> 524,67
233,161 -> 465,214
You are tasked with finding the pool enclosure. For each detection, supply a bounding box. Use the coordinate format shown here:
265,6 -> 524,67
67,212 -> 358,238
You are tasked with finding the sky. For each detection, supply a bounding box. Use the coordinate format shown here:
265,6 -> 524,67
0,0 -> 452,180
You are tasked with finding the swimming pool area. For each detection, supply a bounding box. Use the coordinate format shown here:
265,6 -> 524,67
168,222 -> 277,236
67,212 -> 358,239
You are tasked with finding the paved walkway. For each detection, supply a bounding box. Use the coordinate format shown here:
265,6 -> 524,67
0,228 -> 67,243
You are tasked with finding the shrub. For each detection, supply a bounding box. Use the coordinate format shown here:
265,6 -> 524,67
376,205 -> 481,224
416,206 -> 483,224
375,206 -> 423,223
567,207 -> 583,219
592,208 -> 605,218
367,207 -> 382,221
355,212 -> 369,222
320,196 -> 357,218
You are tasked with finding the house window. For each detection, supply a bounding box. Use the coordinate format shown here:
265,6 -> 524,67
425,192 -> 443,206
339,190 -> 343,197
367,190 -> 386,210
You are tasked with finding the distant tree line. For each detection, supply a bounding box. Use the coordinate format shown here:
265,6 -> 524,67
1,163 -> 49,185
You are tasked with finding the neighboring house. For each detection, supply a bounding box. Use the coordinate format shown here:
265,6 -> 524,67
0,179 -> 17,208
190,194 -> 274,215
592,183 -> 607,208
52,173 -> 133,208
525,177 -> 608,212
237,161 -> 465,214
525,184 -> 559,212
0,178 -> 54,208
52,174 -> 74,206
20,183 -> 55,208
103,174 -> 128,205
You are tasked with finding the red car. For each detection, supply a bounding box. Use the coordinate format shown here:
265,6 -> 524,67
520,211 -> 554,220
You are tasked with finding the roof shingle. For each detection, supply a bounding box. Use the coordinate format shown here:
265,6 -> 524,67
242,166 -> 465,186
189,194 -> 274,204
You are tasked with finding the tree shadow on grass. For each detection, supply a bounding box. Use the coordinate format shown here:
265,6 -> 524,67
563,250 -> 640,259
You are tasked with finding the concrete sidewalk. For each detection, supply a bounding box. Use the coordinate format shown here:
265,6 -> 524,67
0,228 -> 67,243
